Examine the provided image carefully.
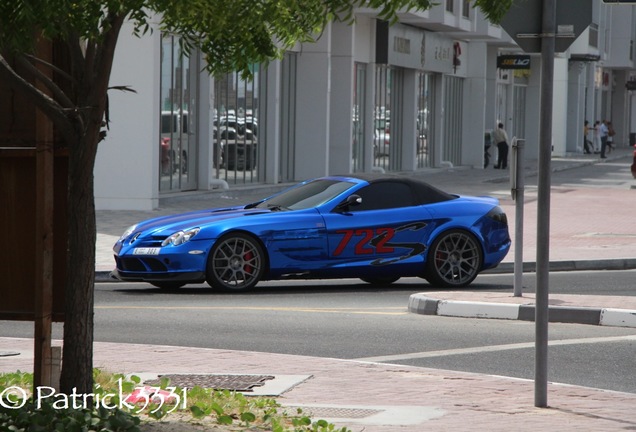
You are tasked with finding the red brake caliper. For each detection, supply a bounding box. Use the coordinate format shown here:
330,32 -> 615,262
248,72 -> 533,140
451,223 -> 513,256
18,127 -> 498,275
243,251 -> 254,275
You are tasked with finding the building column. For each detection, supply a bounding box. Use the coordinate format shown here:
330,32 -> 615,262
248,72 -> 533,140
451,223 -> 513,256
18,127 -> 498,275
264,60 -> 282,184
463,42 -> 488,168
567,61 -> 586,153
400,69 -> 418,171
524,54 -> 542,160
329,21 -> 355,175
552,56 -> 569,156
294,23 -> 331,180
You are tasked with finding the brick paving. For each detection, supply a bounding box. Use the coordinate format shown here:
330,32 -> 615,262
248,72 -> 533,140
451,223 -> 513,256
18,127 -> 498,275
2,337 -> 636,431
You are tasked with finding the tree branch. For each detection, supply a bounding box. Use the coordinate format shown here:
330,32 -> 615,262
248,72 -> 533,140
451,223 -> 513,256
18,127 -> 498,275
0,53 -> 77,145
17,54 -> 75,110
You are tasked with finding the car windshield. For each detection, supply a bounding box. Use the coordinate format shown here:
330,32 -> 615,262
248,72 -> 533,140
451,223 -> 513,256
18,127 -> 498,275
255,179 -> 355,210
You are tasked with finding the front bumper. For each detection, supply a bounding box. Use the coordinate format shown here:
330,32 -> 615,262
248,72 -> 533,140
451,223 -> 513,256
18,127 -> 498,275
110,267 -> 206,284
112,242 -> 209,284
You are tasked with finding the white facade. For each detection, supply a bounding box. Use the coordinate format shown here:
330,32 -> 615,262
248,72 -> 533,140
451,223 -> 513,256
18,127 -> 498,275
95,2 -> 636,210
95,21 -> 160,210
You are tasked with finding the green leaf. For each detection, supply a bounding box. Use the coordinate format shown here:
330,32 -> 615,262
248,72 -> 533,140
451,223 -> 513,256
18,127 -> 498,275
190,405 -> 207,418
240,411 -> 256,423
209,402 -> 224,416
217,415 -> 234,425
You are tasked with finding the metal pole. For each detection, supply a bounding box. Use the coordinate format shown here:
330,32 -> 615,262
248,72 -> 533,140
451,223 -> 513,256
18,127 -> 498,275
535,0 -> 556,408
513,139 -> 525,298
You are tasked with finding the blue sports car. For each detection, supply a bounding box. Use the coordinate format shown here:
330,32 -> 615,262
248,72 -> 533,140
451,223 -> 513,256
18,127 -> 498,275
112,175 -> 510,290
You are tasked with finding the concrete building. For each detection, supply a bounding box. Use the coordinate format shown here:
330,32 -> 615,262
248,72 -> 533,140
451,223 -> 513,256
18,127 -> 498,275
94,0 -> 636,210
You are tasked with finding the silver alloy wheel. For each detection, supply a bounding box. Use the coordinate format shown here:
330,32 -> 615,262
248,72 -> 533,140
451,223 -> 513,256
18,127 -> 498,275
426,230 -> 482,287
206,233 -> 264,290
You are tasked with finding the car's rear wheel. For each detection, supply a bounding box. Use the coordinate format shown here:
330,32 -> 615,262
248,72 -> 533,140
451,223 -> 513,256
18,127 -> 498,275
206,233 -> 265,291
150,281 -> 186,290
425,229 -> 483,288
360,276 -> 400,286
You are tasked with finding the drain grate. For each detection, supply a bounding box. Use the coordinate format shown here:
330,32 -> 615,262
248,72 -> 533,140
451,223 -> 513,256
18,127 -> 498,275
282,406 -> 383,419
144,374 -> 274,392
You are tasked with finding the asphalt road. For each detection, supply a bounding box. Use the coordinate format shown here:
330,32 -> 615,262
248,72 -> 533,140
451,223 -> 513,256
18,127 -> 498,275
2,270 -> 635,393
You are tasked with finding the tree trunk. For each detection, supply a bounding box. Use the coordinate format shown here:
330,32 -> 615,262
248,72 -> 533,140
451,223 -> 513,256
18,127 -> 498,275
57,14 -> 124,396
60,132 -> 98,395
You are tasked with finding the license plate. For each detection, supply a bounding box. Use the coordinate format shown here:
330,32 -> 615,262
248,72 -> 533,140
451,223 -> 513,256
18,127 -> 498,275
133,247 -> 161,255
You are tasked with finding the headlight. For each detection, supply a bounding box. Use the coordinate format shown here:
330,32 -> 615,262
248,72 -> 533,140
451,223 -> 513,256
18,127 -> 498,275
486,207 -> 508,225
161,228 -> 201,246
118,224 -> 137,242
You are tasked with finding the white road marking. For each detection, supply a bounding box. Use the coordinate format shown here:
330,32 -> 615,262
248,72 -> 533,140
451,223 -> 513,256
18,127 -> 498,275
354,334 -> 636,362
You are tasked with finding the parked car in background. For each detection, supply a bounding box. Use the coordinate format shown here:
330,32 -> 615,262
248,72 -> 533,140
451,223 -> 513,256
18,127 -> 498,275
161,110 -> 188,175
213,113 -> 258,170
373,128 -> 390,156
373,118 -> 390,156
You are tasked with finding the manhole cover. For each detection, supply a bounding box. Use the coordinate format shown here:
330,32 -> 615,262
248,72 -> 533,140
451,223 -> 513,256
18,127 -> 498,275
0,351 -> 20,357
144,374 -> 274,392
282,406 -> 382,419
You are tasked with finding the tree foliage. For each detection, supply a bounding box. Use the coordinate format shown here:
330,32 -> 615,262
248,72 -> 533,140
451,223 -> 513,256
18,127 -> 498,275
1,0 -> 512,79
0,0 -> 512,395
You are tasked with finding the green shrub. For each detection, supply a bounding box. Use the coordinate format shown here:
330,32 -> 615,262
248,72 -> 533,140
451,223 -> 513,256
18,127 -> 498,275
1,370 -> 350,431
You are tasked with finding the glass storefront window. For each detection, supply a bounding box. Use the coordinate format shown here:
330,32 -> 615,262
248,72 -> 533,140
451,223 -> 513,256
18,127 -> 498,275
374,65 -> 402,171
352,63 -> 366,173
417,72 -> 434,168
213,68 -> 261,184
159,34 -> 198,193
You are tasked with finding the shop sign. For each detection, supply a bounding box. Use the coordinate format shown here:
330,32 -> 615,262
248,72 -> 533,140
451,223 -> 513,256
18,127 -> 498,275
497,55 -> 531,70
376,21 -> 456,74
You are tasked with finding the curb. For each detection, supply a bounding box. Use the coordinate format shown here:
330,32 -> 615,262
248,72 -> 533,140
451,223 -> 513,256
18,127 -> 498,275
485,258 -> 636,274
408,294 -> 636,328
95,258 -> 636,283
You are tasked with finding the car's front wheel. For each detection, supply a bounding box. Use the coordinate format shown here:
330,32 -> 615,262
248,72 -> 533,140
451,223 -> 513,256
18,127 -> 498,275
206,233 -> 265,291
425,229 -> 483,288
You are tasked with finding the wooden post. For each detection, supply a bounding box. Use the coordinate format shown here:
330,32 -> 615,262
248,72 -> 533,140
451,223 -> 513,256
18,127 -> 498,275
34,117 -> 54,388
33,39 -> 55,389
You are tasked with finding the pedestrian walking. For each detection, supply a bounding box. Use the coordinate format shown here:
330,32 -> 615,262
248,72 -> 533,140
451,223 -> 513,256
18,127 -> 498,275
493,122 -> 509,169
583,120 -> 593,154
600,120 -> 609,159
593,121 -> 601,153
606,121 -> 615,153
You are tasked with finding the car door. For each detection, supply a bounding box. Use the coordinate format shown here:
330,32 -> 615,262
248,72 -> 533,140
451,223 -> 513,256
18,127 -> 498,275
321,181 -> 434,277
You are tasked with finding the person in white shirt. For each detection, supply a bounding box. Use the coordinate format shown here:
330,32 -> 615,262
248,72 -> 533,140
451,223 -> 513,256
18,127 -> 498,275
600,120 -> 609,159
492,123 -> 509,169
593,121 -> 601,153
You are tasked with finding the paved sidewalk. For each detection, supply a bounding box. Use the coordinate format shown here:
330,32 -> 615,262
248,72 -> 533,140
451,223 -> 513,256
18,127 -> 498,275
3,148 -> 635,431
2,334 -> 636,431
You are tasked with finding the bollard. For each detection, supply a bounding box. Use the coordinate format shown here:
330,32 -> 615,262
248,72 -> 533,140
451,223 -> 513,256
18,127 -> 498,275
631,144 -> 636,179
510,138 -> 525,297
49,346 -> 62,391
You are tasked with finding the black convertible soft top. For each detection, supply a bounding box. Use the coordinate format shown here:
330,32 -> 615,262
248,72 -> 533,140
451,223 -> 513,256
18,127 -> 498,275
340,174 -> 457,205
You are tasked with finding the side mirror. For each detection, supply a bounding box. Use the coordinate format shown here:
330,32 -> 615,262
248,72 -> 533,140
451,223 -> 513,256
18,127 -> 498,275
336,194 -> 362,212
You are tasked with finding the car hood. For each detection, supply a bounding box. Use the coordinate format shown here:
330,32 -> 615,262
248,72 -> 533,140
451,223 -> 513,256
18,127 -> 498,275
132,206 -> 274,236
